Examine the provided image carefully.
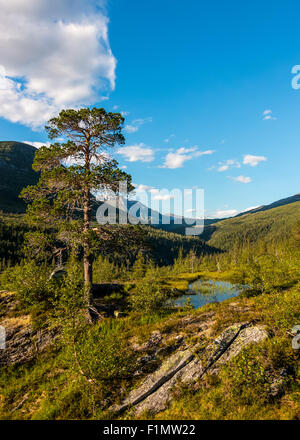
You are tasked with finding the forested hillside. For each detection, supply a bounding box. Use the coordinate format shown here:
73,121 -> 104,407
0,137 -> 299,422
204,201 -> 300,250
0,142 -> 39,213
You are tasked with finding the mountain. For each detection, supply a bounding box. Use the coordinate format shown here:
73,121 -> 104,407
1,141 -> 299,246
203,199 -> 300,250
0,141 -> 39,213
234,193 -> 300,217
106,198 -> 217,234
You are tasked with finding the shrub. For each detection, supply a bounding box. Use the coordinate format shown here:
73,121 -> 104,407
0,260 -> 54,307
128,277 -> 171,314
66,319 -> 136,400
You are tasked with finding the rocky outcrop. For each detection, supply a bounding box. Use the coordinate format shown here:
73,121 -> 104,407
111,322 -> 268,416
0,319 -> 60,367
0,292 -> 60,367
111,349 -> 195,413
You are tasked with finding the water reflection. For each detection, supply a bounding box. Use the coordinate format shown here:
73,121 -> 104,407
174,279 -> 245,309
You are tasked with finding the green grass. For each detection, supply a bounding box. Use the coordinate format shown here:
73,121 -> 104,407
1,196 -> 300,420
1,281 -> 299,420
139,285 -> 300,421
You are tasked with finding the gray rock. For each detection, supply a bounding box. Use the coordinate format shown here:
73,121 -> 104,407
110,348 -> 195,414
269,368 -> 289,398
0,321 -> 60,366
111,322 -> 269,416
210,324 -> 269,373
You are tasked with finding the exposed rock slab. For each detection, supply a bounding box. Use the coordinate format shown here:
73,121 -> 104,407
112,322 -> 269,416
211,325 -> 269,371
110,348 -> 195,413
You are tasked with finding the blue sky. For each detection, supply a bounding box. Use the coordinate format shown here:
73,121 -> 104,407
0,0 -> 300,217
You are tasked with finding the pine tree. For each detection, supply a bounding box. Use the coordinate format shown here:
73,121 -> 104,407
132,252 -> 146,279
21,107 -> 133,318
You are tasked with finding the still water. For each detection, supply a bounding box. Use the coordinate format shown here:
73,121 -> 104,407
175,279 -> 245,309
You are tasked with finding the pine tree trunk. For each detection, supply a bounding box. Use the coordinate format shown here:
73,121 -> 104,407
83,187 -> 92,309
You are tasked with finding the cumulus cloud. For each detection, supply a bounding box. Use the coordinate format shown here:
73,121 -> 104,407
162,152 -> 191,169
133,184 -> 175,202
0,0 -> 116,128
230,175 -> 252,184
243,154 -> 267,167
116,143 -> 155,162
133,184 -> 154,193
161,147 -> 214,169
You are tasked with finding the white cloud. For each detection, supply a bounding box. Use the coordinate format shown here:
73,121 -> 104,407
0,0 -> 116,128
132,185 -> 174,202
263,109 -> 277,120
125,125 -> 139,133
133,184 -> 154,193
242,205 -> 260,212
176,146 -> 198,154
116,143 -> 155,162
23,140 -> 50,149
243,154 -> 267,167
120,165 -> 127,170
194,150 -> 215,157
217,159 -> 240,172
215,209 -> 238,218
218,165 -> 229,172
210,204 -> 262,219
162,152 -> 192,169
125,117 -> 152,134
231,175 -> 252,184
161,147 -> 214,169
152,194 -> 174,201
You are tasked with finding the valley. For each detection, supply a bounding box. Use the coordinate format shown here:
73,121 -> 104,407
0,140 -> 299,421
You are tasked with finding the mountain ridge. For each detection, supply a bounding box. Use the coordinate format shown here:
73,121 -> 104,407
0,142 -> 299,232
234,193 -> 300,217
0,141 -> 39,213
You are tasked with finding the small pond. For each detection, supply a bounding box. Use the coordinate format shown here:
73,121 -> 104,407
174,279 -> 245,309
